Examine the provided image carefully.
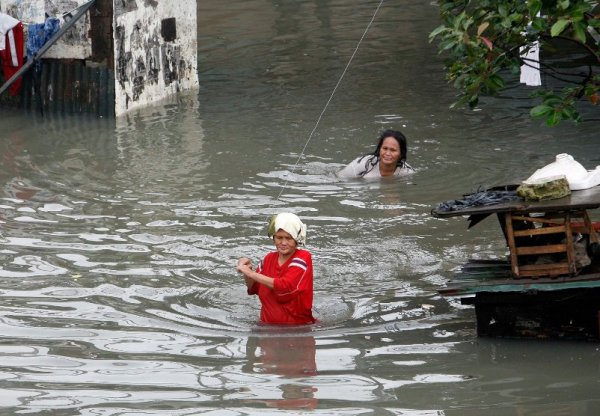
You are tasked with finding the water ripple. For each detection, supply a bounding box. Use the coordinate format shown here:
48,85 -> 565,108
0,0 -> 597,414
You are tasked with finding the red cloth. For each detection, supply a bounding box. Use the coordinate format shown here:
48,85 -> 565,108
1,22 -> 24,96
248,249 -> 315,325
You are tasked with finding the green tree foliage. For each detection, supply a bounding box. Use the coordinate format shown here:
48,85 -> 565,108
430,0 -> 599,126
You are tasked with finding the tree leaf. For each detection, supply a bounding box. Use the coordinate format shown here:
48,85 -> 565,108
527,0 -> 542,18
532,17 -> 546,32
440,39 -> 457,51
477,22 -> 490,36
530,104 -> 553,117
551,19 -> 570,37
547,111 -> 561,126
544,98 -> 564,107
573,22 -> 587,43
429,25 -> 447,41
480,36 -> 493,50
561,106 -> 577,120
431,0 -> 598,125
488,74 -> 506,89
558,0 -> 570,10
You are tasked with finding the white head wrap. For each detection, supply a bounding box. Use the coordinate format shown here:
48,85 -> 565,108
267,212 -> 307,246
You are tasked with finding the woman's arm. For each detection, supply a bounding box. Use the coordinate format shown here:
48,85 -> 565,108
237,258 -> 275,289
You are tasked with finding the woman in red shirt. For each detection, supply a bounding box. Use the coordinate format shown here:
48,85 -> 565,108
237,213 -> 315,325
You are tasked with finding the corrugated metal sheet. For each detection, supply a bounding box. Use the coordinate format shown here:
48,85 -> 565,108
2,59 -> 114,117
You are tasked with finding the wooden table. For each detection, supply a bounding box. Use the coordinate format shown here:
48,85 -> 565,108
432,186 -> 600,278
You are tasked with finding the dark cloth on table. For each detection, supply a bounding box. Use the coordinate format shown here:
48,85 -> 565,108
435,187 -> 521,213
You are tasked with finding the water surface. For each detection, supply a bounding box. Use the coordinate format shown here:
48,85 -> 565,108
0,0 -> 599,415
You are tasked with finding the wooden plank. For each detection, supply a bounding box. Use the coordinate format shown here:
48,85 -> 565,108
459,269 -> 512,279
513,225 -> 566,237
460,260 -> 512,280
505,213 -> 519,276
438,273 -> 600,296
519,262 -> 570,271
564,212 -> 576,274
448,270 -> 600,286
537,211 -> 574,220
518,263 -> 570,276
583,211 -> 599,244
571,225 -> 590,233
511,215 -> 564,225
516,243 -> 567,255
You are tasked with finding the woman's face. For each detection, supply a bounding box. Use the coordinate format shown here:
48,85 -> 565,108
273,229 -> 297,256
379,136 -> 401,167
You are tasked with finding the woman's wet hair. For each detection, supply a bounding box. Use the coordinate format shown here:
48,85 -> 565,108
372,129 -> 407,166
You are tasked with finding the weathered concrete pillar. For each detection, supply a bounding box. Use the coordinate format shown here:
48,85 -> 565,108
0,0 -> 198,116
112,1 -> 198,115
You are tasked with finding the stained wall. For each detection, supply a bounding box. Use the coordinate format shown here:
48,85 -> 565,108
113,1 -> 198,115
0,0 -> 199,116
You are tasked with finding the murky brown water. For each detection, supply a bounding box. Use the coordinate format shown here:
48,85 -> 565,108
0,0 -> 599,415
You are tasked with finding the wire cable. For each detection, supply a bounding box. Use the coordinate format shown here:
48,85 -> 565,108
273,0 -> 385,202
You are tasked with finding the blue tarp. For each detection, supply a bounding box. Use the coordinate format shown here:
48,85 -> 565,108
26,17 -> 60,71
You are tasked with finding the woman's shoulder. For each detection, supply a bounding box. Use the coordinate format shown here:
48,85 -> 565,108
293,248 -> 313,260
263,251 -> 279,261
338,155 -> 375,178
394,163 -> 415,176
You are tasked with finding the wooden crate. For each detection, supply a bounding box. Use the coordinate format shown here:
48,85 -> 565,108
504,210 -> 598,278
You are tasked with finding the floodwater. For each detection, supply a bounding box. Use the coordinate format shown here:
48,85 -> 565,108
1,0 -> 600,415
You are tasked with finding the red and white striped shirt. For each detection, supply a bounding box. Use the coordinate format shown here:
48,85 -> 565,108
248,249 -> 315,325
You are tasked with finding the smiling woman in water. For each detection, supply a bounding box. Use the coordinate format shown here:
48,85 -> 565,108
338,129 -> 415,178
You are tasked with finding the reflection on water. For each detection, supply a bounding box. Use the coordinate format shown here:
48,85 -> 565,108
0,0 -> 599,414
243,331 -> 318,410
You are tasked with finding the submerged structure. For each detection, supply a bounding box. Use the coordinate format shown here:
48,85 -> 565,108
0,0 -> 198,117
433,185 -> 600,340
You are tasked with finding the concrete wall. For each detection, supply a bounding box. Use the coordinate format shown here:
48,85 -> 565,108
1,0 -> 199,116
113,0 -> 198,115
